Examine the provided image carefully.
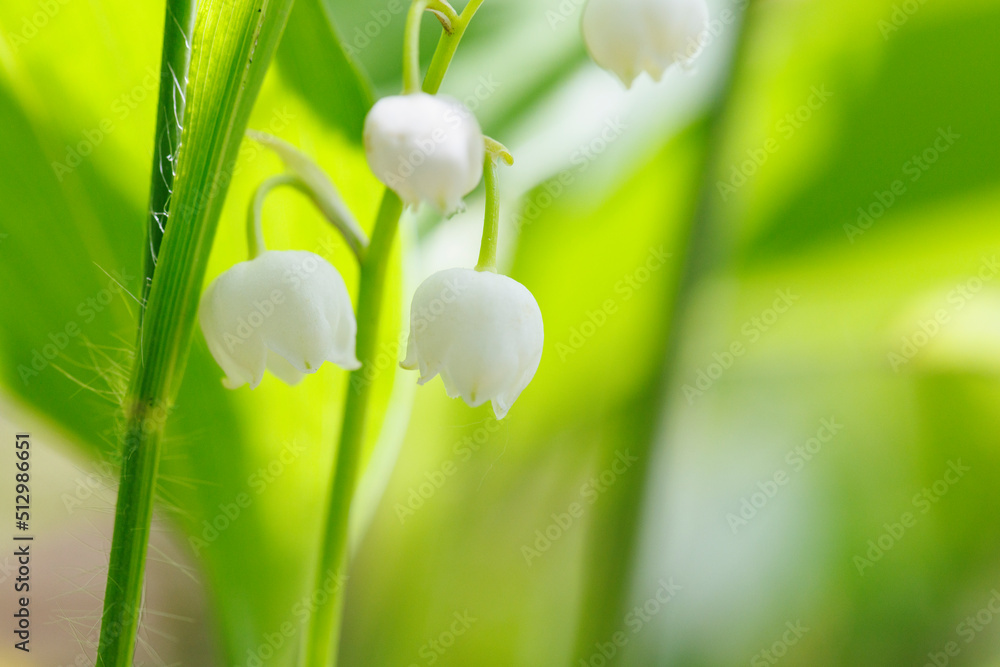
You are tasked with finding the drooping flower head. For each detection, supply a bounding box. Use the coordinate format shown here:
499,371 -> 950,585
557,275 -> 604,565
363,92 -> 485,215
199,250 -> 360,389
402,268 -> 544,419
583,0 -> 710,87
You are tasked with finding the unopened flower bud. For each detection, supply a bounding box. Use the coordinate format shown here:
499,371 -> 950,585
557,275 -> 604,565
363,93 -> 484,215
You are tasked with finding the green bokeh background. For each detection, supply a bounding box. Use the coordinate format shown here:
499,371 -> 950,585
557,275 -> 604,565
2,0 -> 1000,665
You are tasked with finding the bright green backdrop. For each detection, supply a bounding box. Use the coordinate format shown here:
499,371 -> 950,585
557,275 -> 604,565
1,0 -> 1000,665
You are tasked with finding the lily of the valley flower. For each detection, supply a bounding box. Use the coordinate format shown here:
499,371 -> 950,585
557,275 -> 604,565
583,0 -> 710,87
401,268 -> 544,419
363,92 -> 484,215
199,250 -> 360,389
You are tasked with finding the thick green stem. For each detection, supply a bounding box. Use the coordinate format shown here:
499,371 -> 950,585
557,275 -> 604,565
97,1 -> 194,663
140,0 -> 196,324
302,3 -> 487,665
96,1 -> 296,665
572,3 -> 758,662
95,400 -> 168,666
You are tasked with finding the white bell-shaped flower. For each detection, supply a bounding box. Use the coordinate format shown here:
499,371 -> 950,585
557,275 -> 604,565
198,250 -> 360,389
583,0 -> 710,87
363,93 -> 485,215
401,268 -> 544,419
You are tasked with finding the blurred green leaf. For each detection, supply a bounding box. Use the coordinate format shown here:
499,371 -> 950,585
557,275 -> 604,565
274,0 -> 374,142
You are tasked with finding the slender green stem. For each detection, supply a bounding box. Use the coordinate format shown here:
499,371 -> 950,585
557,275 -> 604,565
476,155 -> 501,271
302,4 -> 487,665
247,174 -> 299,259
246,130 -> 370,262
245,174 -> 369,262
140,0 -> 196,324
421,0 -> 485,95
299,182 -> 370,263
476,139 -> 512,272
572,3 -> 758,661
301,191 -> 403,667
402,0 -> 460,94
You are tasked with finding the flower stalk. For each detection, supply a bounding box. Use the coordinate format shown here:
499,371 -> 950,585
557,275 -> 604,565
476,138 -> 513,272
247,174 -> 300,259
247,130 -> 370,261
245,171 -> 370,263
402,0 -> 460,93
301,2 -> 487,665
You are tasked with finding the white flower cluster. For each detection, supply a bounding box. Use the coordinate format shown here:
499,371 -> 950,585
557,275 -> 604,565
200,90 -> 544,419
